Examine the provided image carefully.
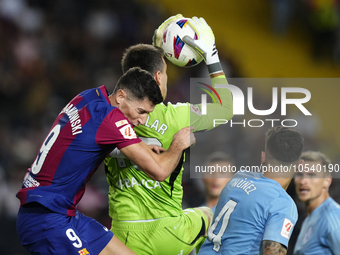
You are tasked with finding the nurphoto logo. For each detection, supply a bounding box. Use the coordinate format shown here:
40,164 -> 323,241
194,79 -> 312,128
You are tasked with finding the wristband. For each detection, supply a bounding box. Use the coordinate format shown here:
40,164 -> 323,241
207,62 -> 223,75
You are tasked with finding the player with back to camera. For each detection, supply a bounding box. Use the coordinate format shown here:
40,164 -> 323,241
293,151 -> 340,255
198,126 -> 303,255
16,67 -> 195,255
104,14 -> 233,255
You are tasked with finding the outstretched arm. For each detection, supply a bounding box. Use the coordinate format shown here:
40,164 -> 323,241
260,240 -> 287,255
190,74 -> 232,132
184,17 -> 233,131
152,15 -> 233,131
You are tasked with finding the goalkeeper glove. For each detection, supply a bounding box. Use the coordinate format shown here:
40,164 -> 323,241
183,17 -> 222,75
152,14 -> 184,47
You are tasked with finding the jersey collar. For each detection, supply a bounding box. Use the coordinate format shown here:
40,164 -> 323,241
97,85 -> 111,105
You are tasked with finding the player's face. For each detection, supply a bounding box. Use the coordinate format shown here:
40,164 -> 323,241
203,161 -> 233,198
159,58 -> 168,101
121,98 -> 154,127
294,161 -> 329,203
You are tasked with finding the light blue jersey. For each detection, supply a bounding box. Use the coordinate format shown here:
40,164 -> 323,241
198,170 -> 298,255
293,197 -> 340,255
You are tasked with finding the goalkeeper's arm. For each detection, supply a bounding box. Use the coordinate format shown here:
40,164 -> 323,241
184,17 -> 233,131
190,74 -> 232,132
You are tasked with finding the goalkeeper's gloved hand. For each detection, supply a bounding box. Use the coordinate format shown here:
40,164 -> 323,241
152,14 -> 184,47
183,17 -> 223,75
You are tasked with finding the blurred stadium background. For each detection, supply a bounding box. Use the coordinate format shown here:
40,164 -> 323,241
0,0 -> 339,254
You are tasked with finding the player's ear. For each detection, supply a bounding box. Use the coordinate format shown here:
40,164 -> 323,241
154,71 -> 162,87
324,176 -> 332,189
116,89 -> 127,104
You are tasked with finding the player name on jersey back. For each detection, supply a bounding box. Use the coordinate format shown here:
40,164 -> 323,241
60,103 -> 83,135
229,177 -> 257,195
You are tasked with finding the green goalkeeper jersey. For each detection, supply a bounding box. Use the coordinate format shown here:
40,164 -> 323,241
105,76 -> 232,221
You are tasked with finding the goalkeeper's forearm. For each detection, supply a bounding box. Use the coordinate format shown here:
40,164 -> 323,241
191,74 -> 233,131
212,74 -> 232,119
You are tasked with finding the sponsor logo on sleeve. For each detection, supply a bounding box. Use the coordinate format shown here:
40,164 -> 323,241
119,125 -> 137,139
190,104 -> 202,116
281,218 -> 293,239
115,119 -> 128,128
78,248 -> 90,255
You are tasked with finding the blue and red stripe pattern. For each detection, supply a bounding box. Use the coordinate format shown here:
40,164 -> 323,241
17,85 -> 141,216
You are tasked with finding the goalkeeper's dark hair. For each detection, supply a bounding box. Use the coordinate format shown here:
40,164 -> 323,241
121,44 -> 165,76
265,126 -> 304,165
113,67 -> 162,105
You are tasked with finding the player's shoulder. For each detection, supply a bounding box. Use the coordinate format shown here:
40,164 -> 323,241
106,107 -> 127,120
79,85 -> 109,105
323,198 -> 340,230
259,175 -> 291,200
325,197 -> 340,210
98,107 -> 132,133
265,180 -> 295,205
164,101 -> 190,108
267,189 -> 297,219
148,102 -> 190,114
250,174 -> 297,215
146,101 -> 189,123
157,102 -> 191,122
84,87 -> 116,116
78,86 -> 97,97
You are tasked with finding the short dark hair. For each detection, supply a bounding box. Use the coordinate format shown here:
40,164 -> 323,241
265,126 -> 304,164
121,44 -> 165,76
113,67 -> 163,105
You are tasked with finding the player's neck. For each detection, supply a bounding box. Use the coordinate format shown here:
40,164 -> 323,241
305,192 -> 330,216
270,177 -> 292,190
108,94 -> 118,107
262,170 -> 293,190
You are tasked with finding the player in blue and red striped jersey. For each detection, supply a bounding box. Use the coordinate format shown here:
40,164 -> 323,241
16,67 -> 195,255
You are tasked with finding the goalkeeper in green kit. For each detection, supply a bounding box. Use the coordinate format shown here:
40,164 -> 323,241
105,14 -> 233,255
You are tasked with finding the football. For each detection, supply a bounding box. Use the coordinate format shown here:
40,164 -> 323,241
162,18 -> 204,67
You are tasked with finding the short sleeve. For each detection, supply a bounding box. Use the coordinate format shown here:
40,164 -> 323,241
96,108 -> 141,149
263,196 -> 298,248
